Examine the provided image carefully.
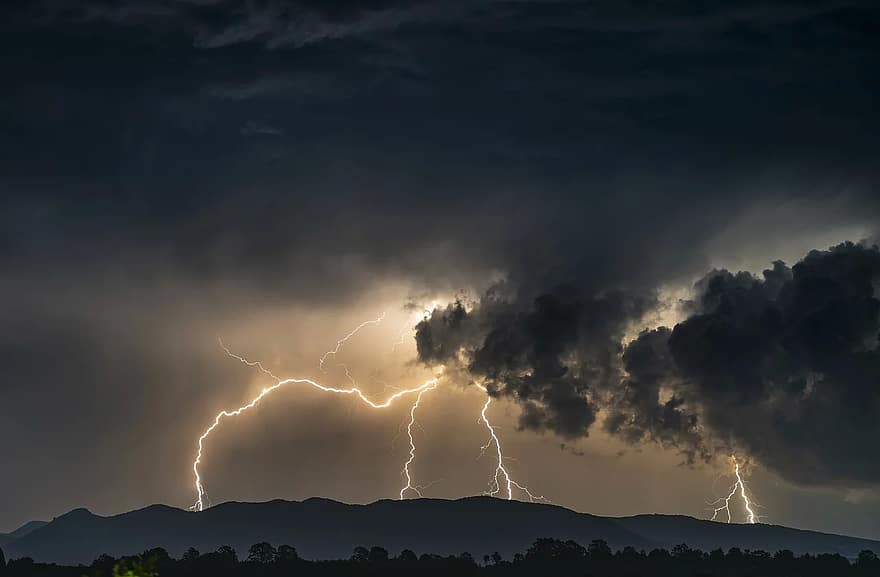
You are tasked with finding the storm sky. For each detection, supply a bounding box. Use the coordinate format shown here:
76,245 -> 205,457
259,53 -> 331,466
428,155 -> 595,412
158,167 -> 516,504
2,0 -> 880,540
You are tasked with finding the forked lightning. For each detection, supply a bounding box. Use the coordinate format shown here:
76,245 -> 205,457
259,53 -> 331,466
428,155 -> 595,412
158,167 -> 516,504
189,314 -> 547,511
710,456 -> 760,524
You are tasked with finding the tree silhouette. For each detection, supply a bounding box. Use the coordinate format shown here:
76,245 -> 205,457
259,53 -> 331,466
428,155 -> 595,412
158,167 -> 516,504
350,546 -> 369,563
0,545 -> 5,573
247,542 -> 277,564
1,538 -> 877,577
216,545 -> 238,563
111,555 -> 157,577
587,539 -> 611,560
91,553 -> 116,573
276,544 -> 299,563
368,546 -> 389,563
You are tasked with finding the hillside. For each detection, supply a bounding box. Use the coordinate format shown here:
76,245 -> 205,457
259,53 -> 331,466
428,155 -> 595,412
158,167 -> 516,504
3,497 -> 878,565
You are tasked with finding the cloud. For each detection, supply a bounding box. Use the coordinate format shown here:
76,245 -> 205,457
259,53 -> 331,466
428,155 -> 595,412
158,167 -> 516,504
3,0 -> 880,533
193,1 -> 451,50
240,120 -> 284,136
416,286 -> 653,439
418,242 -> 880,488
25,0 -> 460,49
661,242 -> 880,487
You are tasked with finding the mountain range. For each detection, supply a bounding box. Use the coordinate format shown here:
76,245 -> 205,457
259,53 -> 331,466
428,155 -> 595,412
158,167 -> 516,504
2,497 -> 878,565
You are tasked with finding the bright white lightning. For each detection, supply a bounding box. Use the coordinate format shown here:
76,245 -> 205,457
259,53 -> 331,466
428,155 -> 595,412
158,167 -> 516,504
390,322 -> 413,353
476,386 -> 548,503
398,381 -> 439,499
190,338 -> 436,512
710,456 -> 759,524
194,315 -> 548,510
319,312 -> 386,372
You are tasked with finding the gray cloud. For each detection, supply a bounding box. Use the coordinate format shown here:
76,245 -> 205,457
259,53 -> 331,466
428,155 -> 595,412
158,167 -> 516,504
417,287 -> 653,439
2,0 -> 880,535
417,242 -> 880,488
662,242 -> 880,487
240,120 -> 284,136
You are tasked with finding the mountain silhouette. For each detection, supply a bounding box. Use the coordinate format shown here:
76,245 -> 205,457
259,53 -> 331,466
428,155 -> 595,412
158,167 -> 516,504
0,520 -> 48,548
3,497 -> 878,565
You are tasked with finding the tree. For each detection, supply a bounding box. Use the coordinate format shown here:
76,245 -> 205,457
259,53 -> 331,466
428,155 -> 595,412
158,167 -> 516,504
368,546 -> 389,563
112,555 -> 158,577
6,557 -> 34,575
92,553 -> 117,572
216,545 -> 238,564
247,542 -> 278,564
857,549 -> 879,575
351,546 -> 369,563
588,539 -> 612,560
277,545 -> 299,563
858,550 -> 879,565
0,546 -> 5,572
181,547 -> 200,562
397,549 -> 417,563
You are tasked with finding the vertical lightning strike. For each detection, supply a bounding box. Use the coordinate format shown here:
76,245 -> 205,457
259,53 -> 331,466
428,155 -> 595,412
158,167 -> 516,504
390,324 -> 412,353
476,386 -> 548,503
197,315 -> 548,510
319,312 -> 386,372
735,461 -> 758,524
398,381 -> 439,499
190,341 -> 437,512
710,456 -> 759,524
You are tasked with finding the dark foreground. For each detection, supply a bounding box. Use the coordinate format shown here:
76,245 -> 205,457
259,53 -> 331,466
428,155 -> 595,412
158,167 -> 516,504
2,538 -> 879,577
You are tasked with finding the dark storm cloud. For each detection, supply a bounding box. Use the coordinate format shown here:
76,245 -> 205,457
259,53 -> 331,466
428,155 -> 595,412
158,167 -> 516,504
417,243 -> 880,486
661,242 -> 880,487
2,0 -> 880,532
417,287 -> 653,439
604,327 -> 709,464
25,0 -> 458,49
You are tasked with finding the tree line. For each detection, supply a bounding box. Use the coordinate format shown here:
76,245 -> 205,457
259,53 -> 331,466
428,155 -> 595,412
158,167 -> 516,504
2,538 -> 878,577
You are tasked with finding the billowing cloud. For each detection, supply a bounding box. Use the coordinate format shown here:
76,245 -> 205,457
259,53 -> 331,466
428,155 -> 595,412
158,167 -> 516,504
418,242 -> 880,488
417,287 -> 651,439
662,242 -> 880,487
3,0 -> 880,537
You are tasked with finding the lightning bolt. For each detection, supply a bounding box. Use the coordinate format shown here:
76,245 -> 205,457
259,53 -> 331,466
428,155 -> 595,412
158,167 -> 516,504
476,385 -> 548,503
319,312 -> 386,372
398,381 -> 439,499
190,334 -> 435,512
192,313 -> 549,510
390,323 -> 412,353
709,456 -> 760,524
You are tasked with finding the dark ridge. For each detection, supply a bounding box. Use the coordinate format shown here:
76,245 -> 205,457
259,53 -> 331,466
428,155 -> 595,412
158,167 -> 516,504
5,497 -> 879,565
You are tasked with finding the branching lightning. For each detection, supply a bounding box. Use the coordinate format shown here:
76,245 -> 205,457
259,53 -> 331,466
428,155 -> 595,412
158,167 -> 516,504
476,385 -> 548,503
709,456 -> 760,524
319,312 -> 386,372
190,315 -> 431,512
390,320 -> 414,353
398,381 -> 439,499
190,312 -> 549,511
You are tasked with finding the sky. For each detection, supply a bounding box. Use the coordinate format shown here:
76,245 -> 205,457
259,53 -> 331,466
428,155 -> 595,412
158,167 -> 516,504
2,0 -> 880,541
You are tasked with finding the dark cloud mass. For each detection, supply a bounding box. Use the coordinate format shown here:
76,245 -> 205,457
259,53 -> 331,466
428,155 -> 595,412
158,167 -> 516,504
665,242 -> 880,487
2,0 -> 880,536
417,287 -> 652,439
417,243 -> 880,487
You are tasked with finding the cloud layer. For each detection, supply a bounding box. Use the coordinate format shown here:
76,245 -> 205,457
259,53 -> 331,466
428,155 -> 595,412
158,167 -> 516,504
2,0 -> 880,534
417,242 -> 880,488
